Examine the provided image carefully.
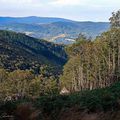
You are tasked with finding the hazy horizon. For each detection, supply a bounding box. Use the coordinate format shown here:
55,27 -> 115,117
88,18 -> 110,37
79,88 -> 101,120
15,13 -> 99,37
0,0 -> 119,22
0,16 -> 111,23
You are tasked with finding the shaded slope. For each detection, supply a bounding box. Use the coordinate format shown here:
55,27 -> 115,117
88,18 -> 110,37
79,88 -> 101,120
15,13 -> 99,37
0,30 -> 67,73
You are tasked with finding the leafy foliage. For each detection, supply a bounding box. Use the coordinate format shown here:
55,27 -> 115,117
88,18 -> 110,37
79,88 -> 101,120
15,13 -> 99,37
0,69 -> 59,101
1,81 -> 120,120
61,28 -> 120,92
109,10 -> 120,28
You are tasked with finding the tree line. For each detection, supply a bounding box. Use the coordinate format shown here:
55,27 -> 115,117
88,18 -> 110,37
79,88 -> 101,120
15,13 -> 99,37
0,68 -> 58,101
60,10 -> 120,92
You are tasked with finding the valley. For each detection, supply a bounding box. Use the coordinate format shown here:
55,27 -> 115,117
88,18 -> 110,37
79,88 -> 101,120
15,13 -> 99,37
0,17 -> 110,44
0,5 -> 120,120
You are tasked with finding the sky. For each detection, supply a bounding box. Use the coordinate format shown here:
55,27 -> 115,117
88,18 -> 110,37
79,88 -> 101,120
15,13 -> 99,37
0,0 -> 120,22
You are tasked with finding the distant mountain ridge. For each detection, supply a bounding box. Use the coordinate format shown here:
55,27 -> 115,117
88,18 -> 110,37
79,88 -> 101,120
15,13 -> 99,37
0,16 -> 110,44
0,16 -> 74,24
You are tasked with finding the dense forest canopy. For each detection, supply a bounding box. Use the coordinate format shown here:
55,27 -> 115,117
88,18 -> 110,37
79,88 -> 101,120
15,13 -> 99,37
60,10 -> 120,92
0,30 -> 67,75
0,69 -> 58,100
0,30 -> 67,101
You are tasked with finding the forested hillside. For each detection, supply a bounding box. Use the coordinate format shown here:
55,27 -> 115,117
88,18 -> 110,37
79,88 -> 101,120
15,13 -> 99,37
0,10 -> 120,120
0,30 -> 67,74
59,11 -> 120,92
61,28 -> 120,91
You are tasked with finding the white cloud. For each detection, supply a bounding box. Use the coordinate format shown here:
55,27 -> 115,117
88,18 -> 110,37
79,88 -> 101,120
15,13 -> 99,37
1,0 -> 120,7
0,0 -> 119,21
0,0 -> 44,9
51,0 -> 120,7
51,0 -> 80,5
0,0 -> 33,4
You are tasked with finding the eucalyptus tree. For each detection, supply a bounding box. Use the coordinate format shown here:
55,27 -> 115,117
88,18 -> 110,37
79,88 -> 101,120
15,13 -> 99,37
109,10 -> 120,28
61,28 -> 120,92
